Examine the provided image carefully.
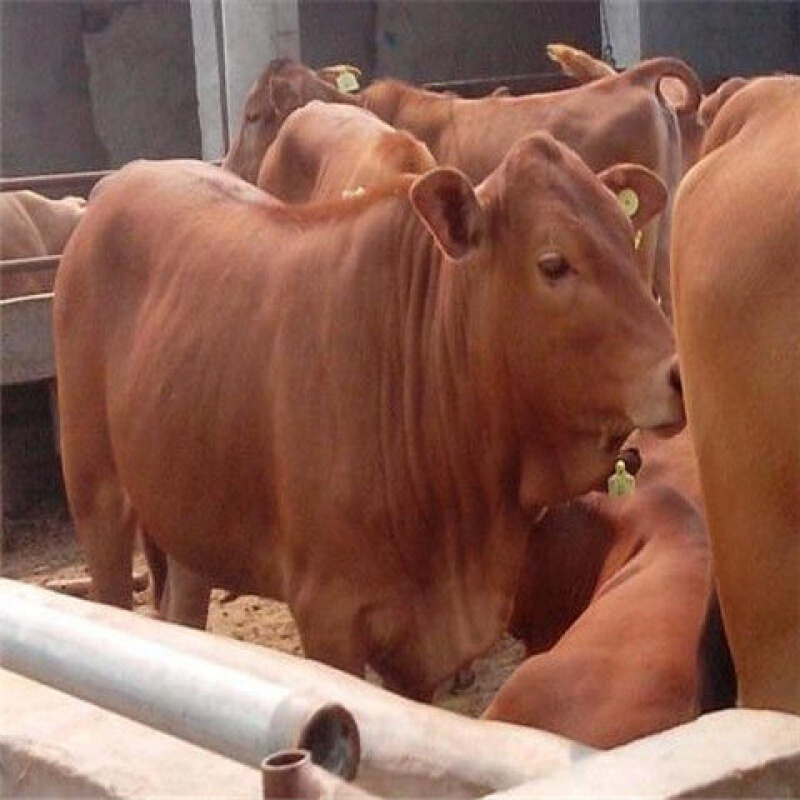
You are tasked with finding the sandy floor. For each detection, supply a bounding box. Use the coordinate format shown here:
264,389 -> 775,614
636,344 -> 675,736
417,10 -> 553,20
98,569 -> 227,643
2,499 -> 526,717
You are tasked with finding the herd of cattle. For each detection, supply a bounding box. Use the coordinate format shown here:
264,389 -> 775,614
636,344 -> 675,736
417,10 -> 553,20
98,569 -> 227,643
3,45 -> 798,750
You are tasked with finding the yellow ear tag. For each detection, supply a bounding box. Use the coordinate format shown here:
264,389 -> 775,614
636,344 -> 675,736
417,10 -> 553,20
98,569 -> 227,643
608,459 -> 636,497
342,186 -> 366,199
634,229 -> 644,250
336,71 -> 360,93
617,188 -> 640,219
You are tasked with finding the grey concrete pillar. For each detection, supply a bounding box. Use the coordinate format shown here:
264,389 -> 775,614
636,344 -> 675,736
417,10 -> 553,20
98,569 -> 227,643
600,0 -> 641,68
190,0 -> 228,160
190,0 -> 299,160
220,0 -> 300,142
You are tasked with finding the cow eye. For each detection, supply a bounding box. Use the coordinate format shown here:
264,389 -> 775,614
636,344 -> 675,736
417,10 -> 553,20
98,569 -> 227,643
536,251 -> 571,281
245,110 -> 261,123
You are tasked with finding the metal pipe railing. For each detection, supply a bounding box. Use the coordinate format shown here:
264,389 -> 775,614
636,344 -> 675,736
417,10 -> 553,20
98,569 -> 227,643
0,169 -> 111,198
0,255 -> 60,276
0,579 -> 360,779
0,580 -> 589,796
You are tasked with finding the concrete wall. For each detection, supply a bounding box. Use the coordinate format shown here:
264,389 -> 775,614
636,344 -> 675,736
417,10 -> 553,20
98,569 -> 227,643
1,0 -> 201,177
0,2 -> 109,176
298,1 -> 600,84
299,0 -> 378,78
83,0 -> 202,168
641,1 -> 800,78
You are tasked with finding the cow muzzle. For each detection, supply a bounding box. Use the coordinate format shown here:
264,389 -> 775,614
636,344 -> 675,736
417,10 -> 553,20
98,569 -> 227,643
628,354 -> 686,435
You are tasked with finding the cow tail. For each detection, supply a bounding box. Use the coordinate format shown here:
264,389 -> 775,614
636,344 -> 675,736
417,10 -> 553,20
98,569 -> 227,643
631,57 -> 704,116
696,586 -> 738,714
546,43 -> 616,82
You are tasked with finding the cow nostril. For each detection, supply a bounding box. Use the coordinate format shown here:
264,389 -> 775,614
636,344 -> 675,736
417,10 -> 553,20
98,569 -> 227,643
668,358 -> 683,396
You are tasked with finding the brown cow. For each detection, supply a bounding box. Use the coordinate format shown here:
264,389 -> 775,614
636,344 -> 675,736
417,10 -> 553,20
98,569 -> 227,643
360,57 -> 702,319
222,57 -> 360,184
545,43 -> 705,175
148,102 -> 437,619
55,135 -> 683,701
256,101 -> 436,202
672,76 -> 800,714
484,430 -> 725,748
0,190 -> 86,297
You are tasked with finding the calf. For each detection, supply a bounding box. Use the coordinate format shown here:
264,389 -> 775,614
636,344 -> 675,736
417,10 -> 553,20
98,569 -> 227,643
484,430 -> 723,748
222,57 -> 360,184
256,101 -> 436,202
672,76 -> 800,714
0,190 -> 86,297
55,135 -> 682,701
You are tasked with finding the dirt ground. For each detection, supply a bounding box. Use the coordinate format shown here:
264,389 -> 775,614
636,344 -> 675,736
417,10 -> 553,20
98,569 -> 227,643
1,496 -> 526,718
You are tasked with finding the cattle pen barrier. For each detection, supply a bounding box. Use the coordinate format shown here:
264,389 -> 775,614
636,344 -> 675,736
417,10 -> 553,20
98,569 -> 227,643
2,579 -> 800,799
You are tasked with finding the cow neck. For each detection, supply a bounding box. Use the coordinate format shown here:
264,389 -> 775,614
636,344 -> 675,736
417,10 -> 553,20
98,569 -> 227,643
382,223 -> 530,574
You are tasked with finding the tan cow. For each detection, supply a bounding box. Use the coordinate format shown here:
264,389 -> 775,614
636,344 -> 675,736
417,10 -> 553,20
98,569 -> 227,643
545,43 -> 706,175
484,430 -> 731,748
672,76 -> 800,714
0,190 -> 86,297
55,135 -> 683,701
256,101 -> 436,202
222,57 -> 360,184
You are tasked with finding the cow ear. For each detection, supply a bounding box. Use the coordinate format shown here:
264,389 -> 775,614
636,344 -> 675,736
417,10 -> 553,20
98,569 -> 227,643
598,164 -> 667,230
268,76 -> 302,118
410,168 -> 484,260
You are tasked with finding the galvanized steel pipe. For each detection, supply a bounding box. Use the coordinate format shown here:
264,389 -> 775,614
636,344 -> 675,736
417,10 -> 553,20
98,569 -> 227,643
0,579 -> 359,778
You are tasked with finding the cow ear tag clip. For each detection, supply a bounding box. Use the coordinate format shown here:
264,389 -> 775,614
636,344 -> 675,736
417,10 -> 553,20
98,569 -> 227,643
608,459 -> 636,497
617,188 -> 643,250
617,188 -> 639,218
336,69 -> 360,93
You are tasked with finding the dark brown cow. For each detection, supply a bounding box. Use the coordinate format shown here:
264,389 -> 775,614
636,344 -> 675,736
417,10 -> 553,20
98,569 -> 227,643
672,76 -> 800,714
55,135 -> 683,701
222,57 -> 360,184
484,430 -> 725,748
256,101 -> 436,202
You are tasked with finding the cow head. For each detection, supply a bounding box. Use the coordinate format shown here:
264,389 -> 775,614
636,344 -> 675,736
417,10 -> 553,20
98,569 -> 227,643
223,58 -> 361,185
411,133 -> 684,506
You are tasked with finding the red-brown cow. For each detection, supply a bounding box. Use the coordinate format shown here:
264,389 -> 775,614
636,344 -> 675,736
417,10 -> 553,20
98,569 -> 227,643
222,57 -> 360,184
484,430 -> 722,748
256,101 -> 436,202
545,43 -> 706,176
55,135 -> 683,701
359,57 -> 702,319
672,76 -> 800,714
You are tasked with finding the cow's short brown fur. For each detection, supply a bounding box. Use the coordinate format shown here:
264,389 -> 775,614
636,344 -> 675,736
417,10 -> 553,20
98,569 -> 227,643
256,101 -> 436,202
673,76 -> 800,714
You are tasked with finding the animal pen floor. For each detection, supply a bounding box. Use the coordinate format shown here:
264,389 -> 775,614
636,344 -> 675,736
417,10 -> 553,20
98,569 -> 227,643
1,496 -> 526,719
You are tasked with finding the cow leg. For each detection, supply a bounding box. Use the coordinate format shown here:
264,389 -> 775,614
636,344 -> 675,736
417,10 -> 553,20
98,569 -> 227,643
292,595 -> 368,679
70,477 -> 137,609
160,557 -> 212,629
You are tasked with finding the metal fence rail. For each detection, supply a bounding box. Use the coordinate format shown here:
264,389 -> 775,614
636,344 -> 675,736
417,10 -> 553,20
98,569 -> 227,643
0,168 -> 112,199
